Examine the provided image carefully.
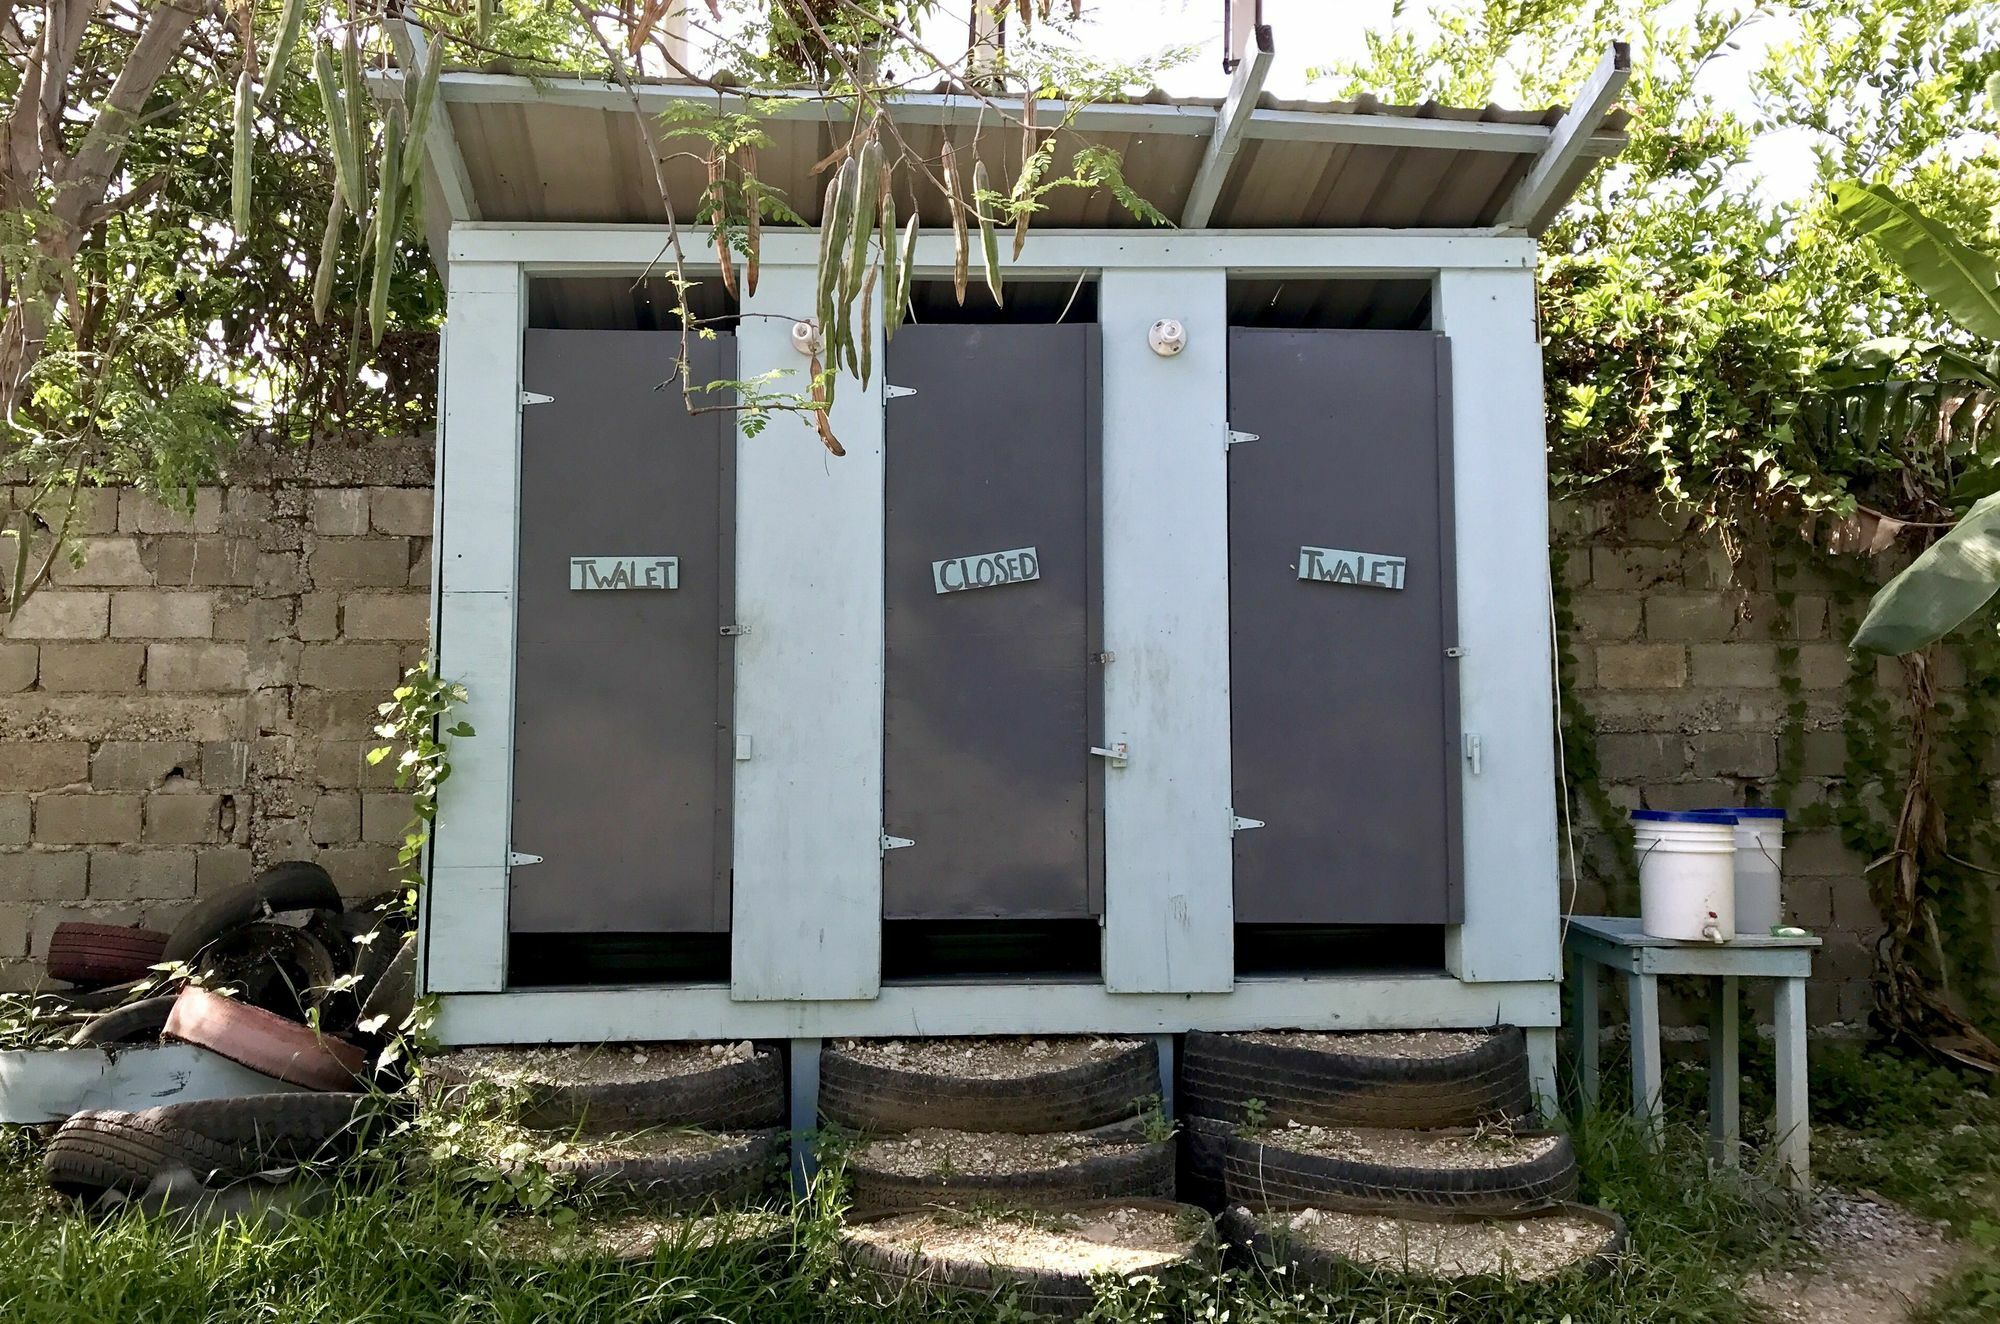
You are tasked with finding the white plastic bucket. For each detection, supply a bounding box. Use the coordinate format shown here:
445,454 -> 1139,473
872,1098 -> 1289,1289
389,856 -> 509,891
1724,808 -> 1786,935
1632,810 -> 1738,942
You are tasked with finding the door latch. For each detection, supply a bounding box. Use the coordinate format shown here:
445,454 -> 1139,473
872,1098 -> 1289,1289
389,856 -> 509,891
1462,733 -> 1483,776
720,624 -> 751,637
1088,742 -> 1130,769
880,834 -> 915,853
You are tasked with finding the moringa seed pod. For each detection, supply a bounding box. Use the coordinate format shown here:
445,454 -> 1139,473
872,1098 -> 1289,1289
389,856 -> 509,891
846,139 -> 881,298
943,141 -> 968,305
973,159 -> 1002,306
231,68 -> 254,233
312,190 -> 345,325
315,44 -> 361,210
260,0 -> 307,105
401,38 -> 445,189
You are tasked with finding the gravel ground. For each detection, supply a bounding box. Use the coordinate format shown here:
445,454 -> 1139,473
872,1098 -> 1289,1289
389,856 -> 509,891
848,1204 -> 1202,1275
1746,1191 -> 1960,1324
833,1036 -> 1142,1079
858,1128 -> 1146,1177
431,1041 -> 760,1087
493,1209 -> 789,1262
481,1124 -> 751,1163
1235,1030 -> 1495,1060
1250,1123 -> 1563,1169
1236,1204 -> 1617,1281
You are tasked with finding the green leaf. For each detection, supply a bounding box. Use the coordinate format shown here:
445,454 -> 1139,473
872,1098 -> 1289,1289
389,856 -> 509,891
1829,180 -> 2000,341
1852,492 -> 2000,654
367,746 -> 392,766
447,722 -> 475,737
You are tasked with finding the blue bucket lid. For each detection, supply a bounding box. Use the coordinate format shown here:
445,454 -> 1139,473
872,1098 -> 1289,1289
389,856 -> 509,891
1725,807 -> 1786,819
1630,809 -> 1739,825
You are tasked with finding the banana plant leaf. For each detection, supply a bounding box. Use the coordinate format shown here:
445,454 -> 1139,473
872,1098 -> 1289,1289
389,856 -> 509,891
1829,181 -> 2000,341
1852,492 -> 2000,654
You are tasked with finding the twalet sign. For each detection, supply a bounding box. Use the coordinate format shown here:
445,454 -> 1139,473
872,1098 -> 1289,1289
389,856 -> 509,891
1298,545 -> 1407,591
569,555 -> 680,591
932,546 -> 1040,595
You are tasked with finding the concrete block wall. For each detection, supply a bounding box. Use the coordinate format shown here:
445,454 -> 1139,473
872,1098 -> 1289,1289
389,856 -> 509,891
0,435 -> 432,990
1553,500 -> 1982,1033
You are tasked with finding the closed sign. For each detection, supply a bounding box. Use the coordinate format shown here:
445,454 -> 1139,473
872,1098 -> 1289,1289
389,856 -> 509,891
570,555 -> 679,591
933,546 -> 1040,594
1299,545 -> 1406,591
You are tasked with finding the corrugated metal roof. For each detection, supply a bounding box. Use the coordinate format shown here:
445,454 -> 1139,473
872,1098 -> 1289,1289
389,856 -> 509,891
427,71 -> 1627,235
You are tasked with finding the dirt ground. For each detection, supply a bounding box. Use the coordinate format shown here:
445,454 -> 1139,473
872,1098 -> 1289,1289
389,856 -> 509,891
1747,1191 -> 1961,1324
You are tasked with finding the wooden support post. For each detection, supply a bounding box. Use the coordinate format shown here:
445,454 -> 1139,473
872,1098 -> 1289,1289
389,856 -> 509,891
789,1037 -> 821,1198
1709,974 -> 1740,1168
1525,1027 -> 1558,1122
1774,976 -> 1811,1194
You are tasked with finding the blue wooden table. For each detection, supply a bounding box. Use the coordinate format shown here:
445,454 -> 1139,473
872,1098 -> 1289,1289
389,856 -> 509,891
1564,915 -> 1819,1193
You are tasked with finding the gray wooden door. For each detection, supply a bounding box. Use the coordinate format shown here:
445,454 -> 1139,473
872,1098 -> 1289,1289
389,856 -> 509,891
510,330 -> 733,934
882,324 -> 1102,920
1226,328 -> 1461,925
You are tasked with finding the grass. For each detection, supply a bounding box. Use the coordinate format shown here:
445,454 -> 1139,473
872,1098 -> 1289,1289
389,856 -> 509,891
0,1041 -> 1994,1322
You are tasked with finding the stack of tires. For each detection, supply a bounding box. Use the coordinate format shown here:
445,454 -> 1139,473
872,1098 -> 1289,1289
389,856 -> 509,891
421,1041 -> 791,1259
823,1037 -> 1217,1318
1180,1027 -> 1627,1285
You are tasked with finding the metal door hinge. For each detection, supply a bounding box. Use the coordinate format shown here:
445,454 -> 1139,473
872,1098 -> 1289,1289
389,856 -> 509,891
720,623 -> 751,637
521,391 -> 554,406
1227,429 -> 1261,447
508,851 -> 543,867
1230,812 -> 1266,836
886,384 -> 918,399
1462,733 -> 1483,776
1088,742 -> 1130,769
880,834 -> 915,852
1445,645 -> 1466,658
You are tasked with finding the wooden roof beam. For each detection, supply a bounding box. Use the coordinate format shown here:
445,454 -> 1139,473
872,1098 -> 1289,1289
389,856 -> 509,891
381,14 -> 481,227
1494,41 -> 1629,232
1182,20 -> 1272,227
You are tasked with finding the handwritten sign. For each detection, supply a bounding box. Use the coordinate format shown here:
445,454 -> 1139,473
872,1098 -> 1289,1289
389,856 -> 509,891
1299,545 -> 1406,591
932,546 -> 1040,595
570,556 -> 679,591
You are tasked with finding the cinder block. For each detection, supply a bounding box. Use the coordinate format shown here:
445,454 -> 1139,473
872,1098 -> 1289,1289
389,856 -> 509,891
36,793 -> 142,843
315,741 -> 365,789
5,590 -> 109,638
361,792 -> 408,844
1645,595 -> 1737,641
1800,730 -> 1847,777
144,793 -> 223,844
120,489 -> 223,534
111,591 -> 214,639
1691,731 -> 1777,778
1789,830 -> 1870,876
0,795 -> 28,846
38,642 -> 146,691
88,850 -> 198,900
1688,643 -> 1781,689
92,741 -> 200,790
49,537 -> 151,586
1796,644 -> 1858,691
310,489 -> 370,537
1591,546 -> 1681,591
195,848 -> 255,896
143,536 -> 259,587
1564,594 -> 1642,641
71,488 -> 121,536
315,844 -> 401,895
1783,877 -> 1834,928
407,541 -> 433,589
302,643 -> 403,692
1641,780 -> 1737,812
1830,876 -> 1882,931
0,849 -> 88,901
297,593 -> 339,641
0,642 -> 34,691
368,488 -> 433,536
310,791 -> 361,845
0,741 -> 88,791
341,593 -> 430,642
1595,644 -> 1687,689
312,538 -> 413,588
0,905 -> 27,958
1595,732 -> 1685,782
201,741 -> 249,789
296,689 -> 396,741
145,642 -> 249,692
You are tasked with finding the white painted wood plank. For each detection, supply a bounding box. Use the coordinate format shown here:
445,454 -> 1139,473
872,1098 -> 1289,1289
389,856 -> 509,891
1099,271 -> 1234,993
1496,43 -> 1631,231
729,265 -> 884,1002
1434,268 -> 1562,986
1181,24 -> 1273,227
448,226 -> 1539,276
0,1044 -> 310,1124
423,258 -> 524,995
434,974 -> 1561,1045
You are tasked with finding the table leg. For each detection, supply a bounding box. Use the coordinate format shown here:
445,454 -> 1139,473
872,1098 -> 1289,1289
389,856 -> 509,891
1774,976 -> 1811,1195
1709,975 -> 1740,1168
1571,952 -> 1600,1111
1628,970 -> 1662,1143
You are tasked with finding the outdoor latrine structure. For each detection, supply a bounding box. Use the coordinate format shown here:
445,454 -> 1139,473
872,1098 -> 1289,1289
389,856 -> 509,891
393,24 -> 1631,1098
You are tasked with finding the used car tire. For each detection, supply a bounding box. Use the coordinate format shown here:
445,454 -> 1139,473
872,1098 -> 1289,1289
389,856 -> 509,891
1180,1028 -> 1532,1130
46,923 -> 169,987
68,995 -> 178,1047
1181,1116 -> 1232,1211
840,1198 -> 1216,1320
356,932 -> 418,1032
820,1040 -> 1159,1134
846,1130 -> 1176,1217
45,1093 -> 376,1196
195,922 -> 339,1022
162,862 -> 342,963
1220,1127 -> 1579,1214
423,1044 -> 785,1132
345,910 -> 415,1012
163,984 -> 367,1091
523,1129 -> 785,1209
44,975 -> 174,1013
1218,1200 -> 1627,1283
